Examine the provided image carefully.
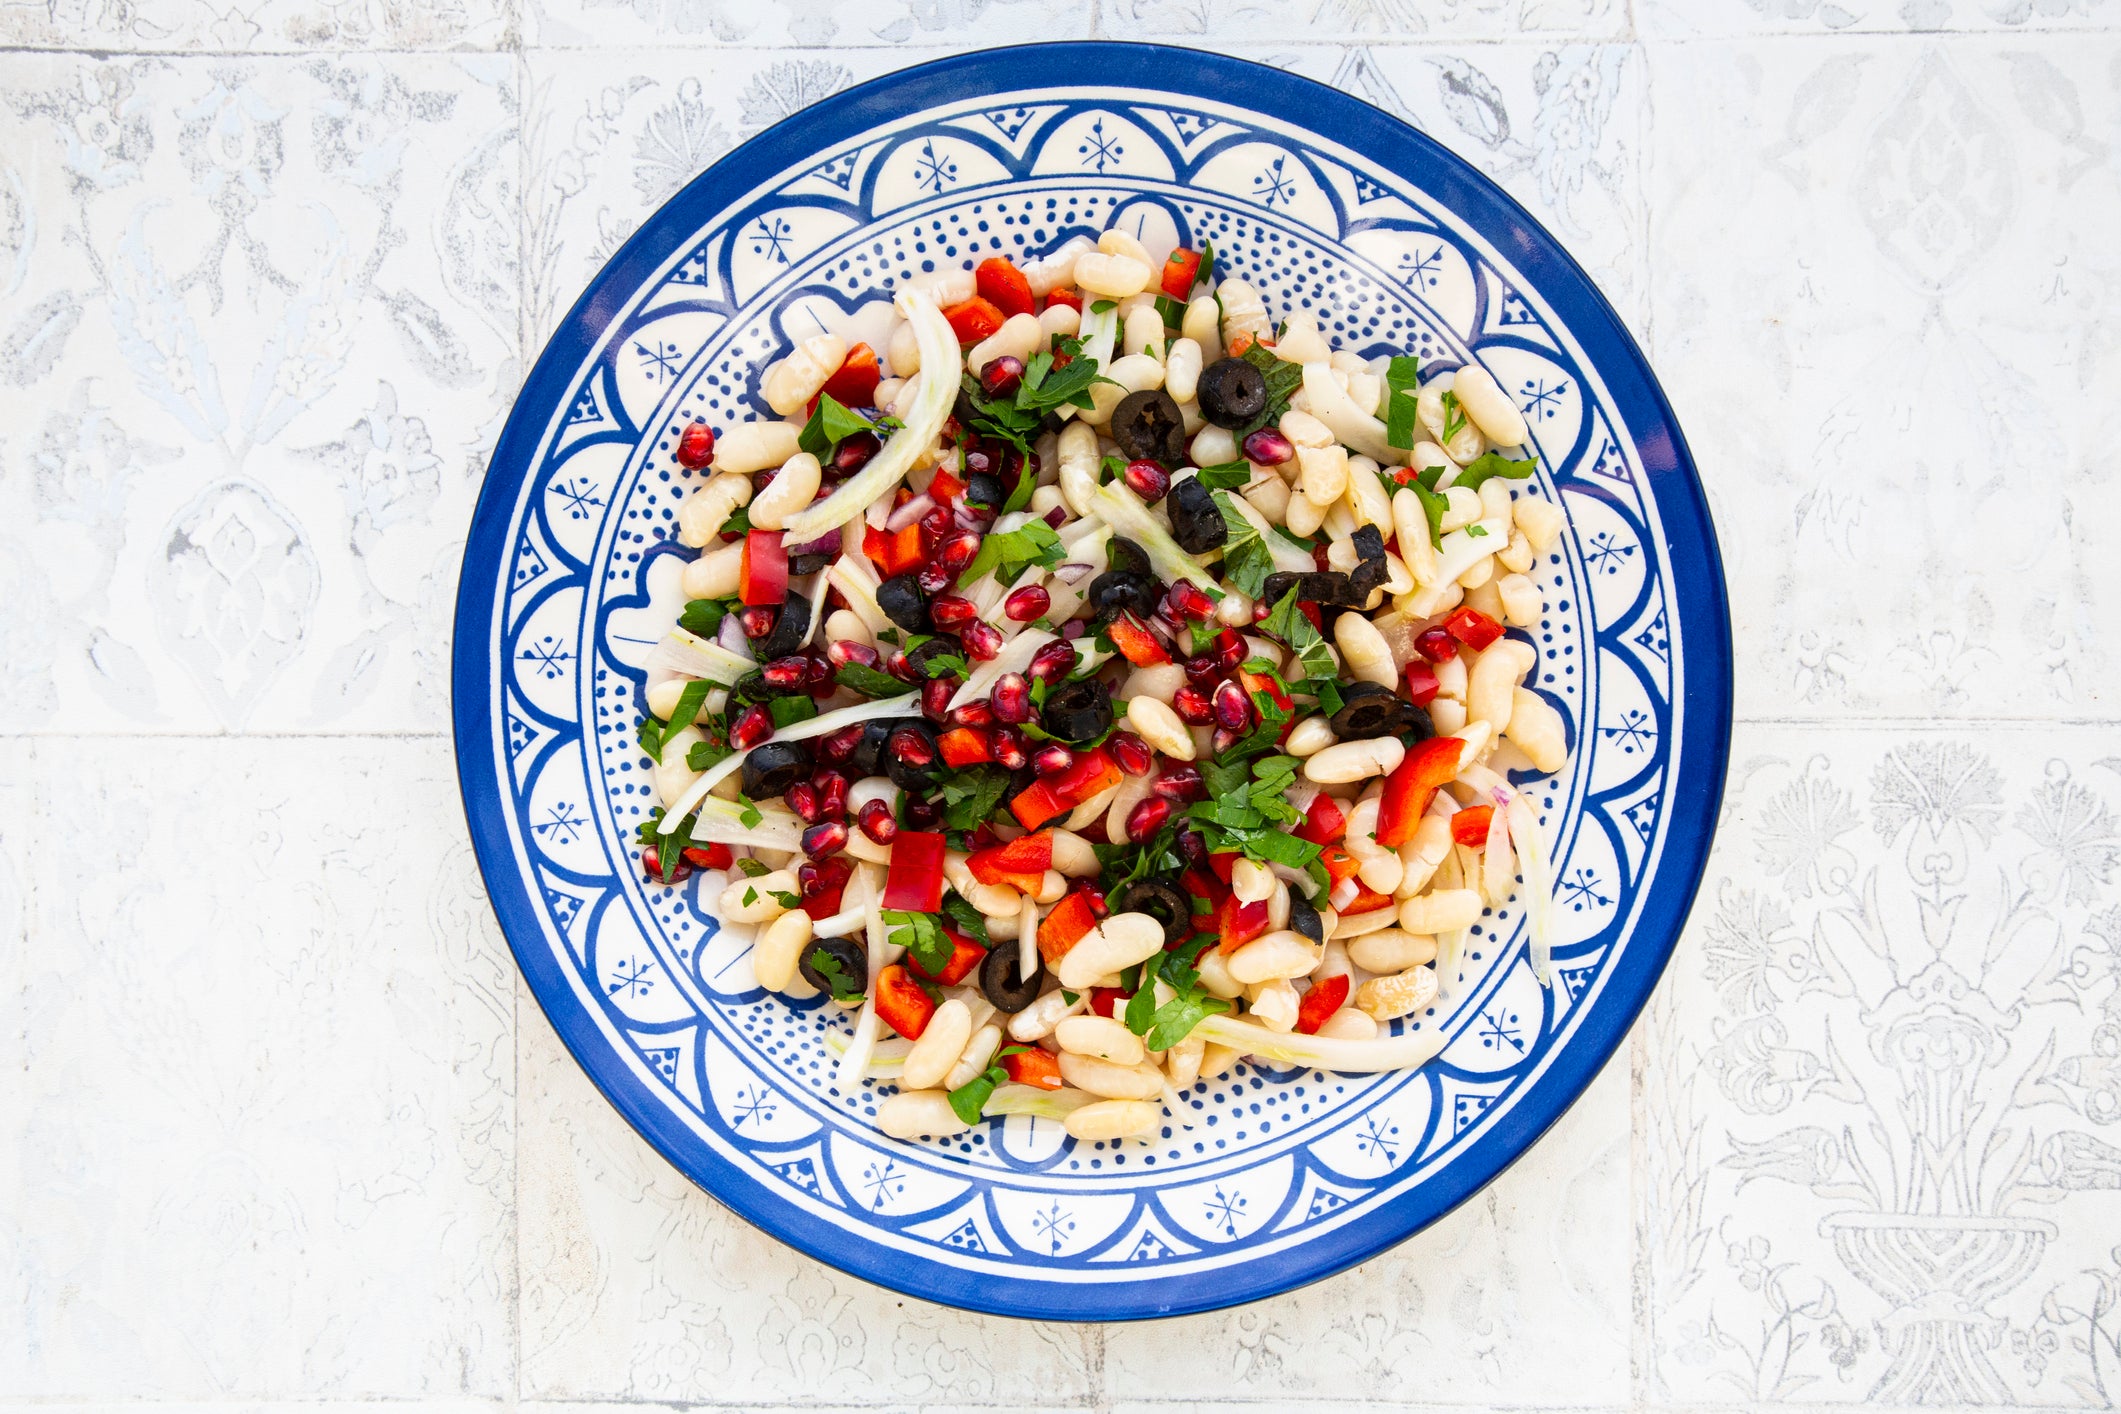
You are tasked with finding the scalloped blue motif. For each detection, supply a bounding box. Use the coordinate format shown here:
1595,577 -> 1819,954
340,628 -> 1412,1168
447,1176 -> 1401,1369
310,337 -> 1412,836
457,47 -> 1729,1322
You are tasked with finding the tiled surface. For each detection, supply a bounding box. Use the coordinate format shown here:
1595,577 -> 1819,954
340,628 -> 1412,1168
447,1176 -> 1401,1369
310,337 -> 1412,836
4,3 -> 2118,1410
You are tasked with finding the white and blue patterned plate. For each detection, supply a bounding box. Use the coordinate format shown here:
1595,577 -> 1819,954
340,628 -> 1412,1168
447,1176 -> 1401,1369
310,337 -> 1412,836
453,43 -> 1732,1320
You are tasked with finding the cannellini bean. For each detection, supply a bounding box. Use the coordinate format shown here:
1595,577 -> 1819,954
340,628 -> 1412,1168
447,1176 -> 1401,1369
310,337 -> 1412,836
1200,1041 -> 1244,1078
1272,312 -> 1330,363
1439,485 -> 1483,533
1191,424 -> 1238,466
1035,869 -> 1068,905
1334,614 -> 1397,689
1057,912 -> 1167,990
1458,554 -> 1494,590
762,334 -> 848,416
1398,889 -> 1484,934
1314,936 -> 1352,982
1124,694 -> 1195,760
1082,352 -> 1165,424
1330,907 -> 1397,939
1008,988 -> 1086,1041
1217,278 -> 1270,341
1122,304 -> 1165,359
1469,639 -> 1536,733
878,1090 -> 973,1139
713,421 -> 801,476
1317,1007 -> 1379,1040
747,452 -> 821,531
720,870 -> 797,923
1392,486 -> 1440,584
1433,654 -> 1468,700
887,321 -> 921,378
1349,928 -> 1439,974
1397,814 -> 1454,898
1048,828 -> 1100,878
1074,251 -> 1151,299
646,678 -> 692,719
1465,574 -> 1506,626
753,910 -> 814,991
1026,235 -> 1091,296
676,472 -> 753,548
824,608 -> 873,646
912,267 -> 976,305
1057,420 -> 1101,516
1229,930 -> 1322,984
1285,716 -> 1337,757
1417,383 -> 1451,442
968,312 -> 1043,374
1166,1036 -> 1205,1089
1286,492 -> 1327,538
902,999 -> 974,1089
1280,408 -> 1334,448
1215,587 -> 1255,627
1037,306 -> 1081,346
945,1023 -> 1005,1090
1504,687 -> 1568,772
1497,572 -> 1541,627
874,376 -> 904,408
1119,662 -> 1187,703
1247,977 -> 1299,1032
1358,849 -> 1404,896
846,776 -> 897,814
1514,494 -> 1565,552
1267,877 -> 1291,931
1098,227 -> 1152,264
1452,363 -> 1530,448
1443,418 -> 1486,465
1303,737 -> 1407,785
1181,295 -> 1223,362
1195,945 -> 1245,1000
1058,1052 -> 1164,1100
1165,337 -> 1203,401
1056,1014 -> 1146,1066
653,727 -> 703,807
1104,772 -> 1159,847
1243,474 -> 1291,523
1498,529 -> 1536,575
1230,858 -> 1275,905
1297,443 -> 1349,507
1345,459 -> 1393,531
1066,1099 -> 1161,1141
1479,477 -> 1514,524
1346,371 -> 1382,418
1356,965 -> 1439,1021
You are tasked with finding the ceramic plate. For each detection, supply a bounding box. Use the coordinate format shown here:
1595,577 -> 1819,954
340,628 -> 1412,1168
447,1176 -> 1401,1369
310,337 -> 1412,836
453,42 -> 1731,1320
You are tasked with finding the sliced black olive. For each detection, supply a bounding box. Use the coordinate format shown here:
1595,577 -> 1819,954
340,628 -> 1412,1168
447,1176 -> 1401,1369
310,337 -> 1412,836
1351,525 -> 1385,562
788,551 -> 832,577
1167,475 -> 1227,555
730,669 -> 803,702
884,720 -> 943,790
1111,877 -> 1192,947
905,632 -> 965,680
847,717 -> 902,777
1041,677 -> 1113,744
1288,890 -> 1323,945
1260,571 -> 1302,606
1330,682 -> 1405,740
1347,525 -> 1389,599
1196,356 -> 1267,428
875,573 -> 929,634
1306,570 -> 1364,607
964,471 -> 1006,511
1107,536 -> 1152,578
800,935 -> 869,1004
1110,389 -> 1187,465
979,942 -> 1047,1013
741,740 -> 813,798
1086,569 -> 1157,624
757,589 -> 812,659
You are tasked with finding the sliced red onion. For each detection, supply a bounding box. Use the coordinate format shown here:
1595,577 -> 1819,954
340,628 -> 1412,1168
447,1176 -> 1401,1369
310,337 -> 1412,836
954,506 -> 985,531
717,614 -> 754,659
1059,620 -> 1085,640
1043,506 -> 1068,528
1053,561 -> 1095,585
885,492 -> 934,533
785,527 -> 842,559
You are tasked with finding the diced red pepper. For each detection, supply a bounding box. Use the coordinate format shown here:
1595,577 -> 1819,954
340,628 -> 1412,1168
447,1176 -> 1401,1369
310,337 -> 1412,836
881,829 -> 946,913
968,831 -> 1053,885
1043,286 -> 1082,314
1002,1046 -> 1064,1090
1160,247 -> 1203,300
1442,606 -> 1505,650
819,341 -> 880,407
1320,845 -> 1361,887
875,964 -> 936,1040
1343,883 -> 1395,916
1295,973 -> 1349,1035
943,296 -> 1007,345
1298,601 -> 1324,635
1010,748 -> 1122,830
1218,895 -> 1270,954
863,520 -> 924,576
1106,611 -> 1170,667
682,842 -> 735,871
1376,735 -> 1468,849
928,467 -> 966,504
1452,805 -> 1496,848
1037,891 -> 1100,962
1182,869 -> 1228,919
739,530 -> 788,606
938,727 -> 993,769
907,930 -> 987,986
1227,330 -> 1256,357
975,257 -> 1037,318
1404,659 -> 1441,706
1294,794 -> 1346,845
1207,851 -> 1241,885
1086,987 -> 1130,1020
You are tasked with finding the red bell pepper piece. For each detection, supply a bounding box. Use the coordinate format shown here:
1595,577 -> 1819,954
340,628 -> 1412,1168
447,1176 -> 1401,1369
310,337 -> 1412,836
943,296 -> 1006,345
1298,601 -> 1324,635
1106,611 -> 1170,667
1088,986 -> 1131,1020
967,831 -> 1053,894
862,521 -> 923,576
907,929 -> 987,986
819,341 -> 880,407
1217,895 -> 1270,954
1403,659 -> 1441,706
1442,606 -> 1505,651
882,829 -> 946,913
1375,736 -> 1468,849
1343,883 -> 1395,916
1009,748 -> 1121,830
738,530 -> 787,606
875,964 -> 936,1039
975,257 -> 1036,318
937,727 -> 993,768
1160,247 -> 1202,300
1294,793 -> 1346,845
681,842 -> 734,871
1207,851 -> 1242,885
928,467 -> 966,504
1295,973 -> 1349,1035
1037,891 -> 1099,962
1451,804 -> 1496,848
1002,1046 -> 1064,1090
1042,286 -> 1082,314
1238,665 -> 1292,717
1320,845 -> 1361,887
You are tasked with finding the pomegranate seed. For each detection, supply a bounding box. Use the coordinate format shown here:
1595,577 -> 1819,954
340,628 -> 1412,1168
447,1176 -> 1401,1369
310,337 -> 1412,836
1213,679 -> 1254,731
966,821 -> 1000,852
888,649 -> 924,684
920,504 -> 955,540
858,797 -> 898,845
962,620 -> 1003,662
1212,725 -> 1242,754
1211,629 -> 1246,674
1242,427 -> 1295,465
729,703 -> 772,750
675,420 -> 716,469
1107,731 -> 1153,777
936,531 -> 981,574
889,725 -> 938,768
806,654 -> 836,692
1153,764 -> 1205,802
917,560 -> 951,594
991,725 -> 1028,770
813,769 -> 849,819
921,677 -> 956,723
1404,659 -> 1441,706
1416,628 -> 1458,663
786,780 -> 823,824
1031,743 -> 1074,776
1028,640 -> 1078,684
1086,888 -> 1110,918
828,639 -> 881,670
740,605 -> 778,639
963,447 -> 993,477
991,672 -> 1032,723
801,821 -> 849,858
980,355 -> 1024,399
1165,581 -> 1215,621
903,796 -> 943,830
1174,825 -> 1208,865
818,723 -> 864,765
1181,654 -> 1224,689
1172,685 -> 1214,725
1125,796 -> 1173,843
642,846 -> 692,882
929,593 -> 977,629
1253,599 -> 1273,623
948,699 -> 994,728
762,655 -> 810,690
1004,584 -> 1051,623
1123,459 -> 1171,502
835,432 -> 880,474
799,854 -> 852,902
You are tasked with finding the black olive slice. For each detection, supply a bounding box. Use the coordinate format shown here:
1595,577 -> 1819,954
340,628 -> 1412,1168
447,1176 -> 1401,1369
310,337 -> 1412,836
1107,536 -> 1152,578
905,632 -> 965,680
741,740 -> 813,798
1288,890 -> 1323,944
964,471 -> 1006,511
847,717 -> 901,777
1111,877 -> 1192,947
1111,389 -> 1187,464
979,942 -> 1047,1013
875,573 -> 930,634
800,935 -> 868,1003
1040,677 -> 1113,744
1330,682 -> 1405,740
1167,476 -> 1227,555
1086,569 -> 1157,624
758,589 -> 812,659
1197,357 -> 1267,429
884,720 -> 943,790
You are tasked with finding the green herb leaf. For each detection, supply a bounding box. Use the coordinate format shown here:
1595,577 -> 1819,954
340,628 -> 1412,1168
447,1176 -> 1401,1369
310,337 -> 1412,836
736,857 -> 769,878
937,765 -> 1012,835
1195,459 -> 1252,491
738,799 -> 763,829
1440,389 -> 1467,445
1297,674 -> 1346,716
1001,449 -> 1038,514
958,519 -> 1063,590
1124,983 -> 1158,1036
1233,343 -> 1303,439
1260,587 -> 1336,681
833,662 -> 915,699
884,910 -> 954,978
947,1063 -> 1009,1125
678,596 -> 737,638
641,679 -> 713,762
1090,299 -> 1116,315
1195,239 -> 1216,291
1144,991 -> 1231,1052
941,892 -> 991,946
768,695 -> 818,728
805,945 -> 866,1004
1382,355 -> 1421,449
719,504 -> 752,537
769,888 -> 801,909
1451,451 -> 1538,491
797,393 -> 879,459
1465,523 -> 1489,539
1212,490 -> 1275,598
1153,294 -> 1188,331
686,739 -> 734,772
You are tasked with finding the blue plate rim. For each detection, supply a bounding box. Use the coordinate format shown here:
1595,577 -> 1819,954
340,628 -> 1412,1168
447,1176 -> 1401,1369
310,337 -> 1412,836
452,40 -> 1733,1321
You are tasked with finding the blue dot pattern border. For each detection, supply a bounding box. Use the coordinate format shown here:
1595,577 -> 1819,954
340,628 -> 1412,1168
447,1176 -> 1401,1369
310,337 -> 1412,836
452,43 -> 1732,1321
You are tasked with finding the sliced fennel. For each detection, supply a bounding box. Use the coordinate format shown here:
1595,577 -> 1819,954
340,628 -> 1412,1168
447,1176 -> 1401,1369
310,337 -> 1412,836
660,694 -> 920,833
1195,1012 -> 1449,1073
684,796 -> 803,850
948,627 -> 1055,710
1506,792 -> 1554,987
986,1084 -> 1095,1120
645,626 -> 756,685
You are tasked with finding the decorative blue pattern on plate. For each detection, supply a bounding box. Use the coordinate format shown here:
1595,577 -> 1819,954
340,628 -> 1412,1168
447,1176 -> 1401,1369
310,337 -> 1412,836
452,43 -> 1732,1321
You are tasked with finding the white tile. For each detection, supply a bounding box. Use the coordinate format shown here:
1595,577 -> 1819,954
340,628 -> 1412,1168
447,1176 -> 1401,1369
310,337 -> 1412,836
1642,0 -> 2121,38
0,53 -> 520,735
1099,0 -> 1628,41
1640,722 -> 2121,1404
513,998 -> 1100,1403
0,739 -> 515,1398
524,0 -> 1091,49
0,0 -> 517,49
1643,35 -> 2121,719
1100,1052 -> 1632,1404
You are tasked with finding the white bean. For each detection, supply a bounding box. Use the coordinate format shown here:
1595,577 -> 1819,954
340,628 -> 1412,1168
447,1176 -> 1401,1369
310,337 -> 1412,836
824,608 -> 873,646
1217,278 -> 1269,342
1297,443 -> 1349,507
1181,295 -> 1224,364
1348,928 -> 1438,974
1056,912 -> 1167,990
646,678 -> 692,719
1504,687 -> 1568,773
1468,639 -> 1536,733
747,452 -> 821,531
1303,737 -> 1407,785
1514,495 -> 1566,553
1498,529 -> 1536,575
1247,977 -> 1299,1032
902,999 -> 974,1089
967,312 -> 1043,375
1391,485 -> 1439,585
1098,227 -> 1152,264
1452,363 -> 1530,448
1165,336 -> 1203,402
713,421 -> 801,476
1200,1041 -> 1244,1078
1285,716 -> 1337,757
887,319 -> 921,377
1195,945 -> 1245,1000
1119,662 -> 1187,704
753,910 -> 814,991
1333,614 -> 1398,689
1465,574 -> 1506,626
1073,251 -> 1151,299
1356,965 -> 1438,1022
1190,424 -> 1238,466
1058,1052 -> 1165,1100
1122,304 -> 1165,359
1056,1015 -> 1146,1066
1479,476 -> 1514,524
1039,303 -> 1081,341
1272,311 -> 1330,364
1008,988 -> 1086,1042
1048,828 -> 1100,878
878,1090 -> 973,1139
1230,857 -> 1276,907
652,727 -> 703,807
1458,554 -> 1494,590
1125,695 -> 1194,761
676,472 -> 753,548
1215,587 -> 1255,627
1397,889 -> 1484,934
1025,235 -> 1091,296
1396,813 -> 1454,898
1439,485 -> 1483,533
1166,1036 -> 1205,1089
1229,930 -> 1322,984
945,1023 -> 1006,1090
1330,907 -> 1398,940
1317,1007 -> 1378,1040
1286,491 -> 1327,538
1065,1099 -> 1161,1142
720,870 -> 797,923
761,334 -> 847,417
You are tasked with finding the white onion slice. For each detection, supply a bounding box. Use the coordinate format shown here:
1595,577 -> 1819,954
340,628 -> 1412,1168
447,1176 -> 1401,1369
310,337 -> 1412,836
660,695 -> 919,833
